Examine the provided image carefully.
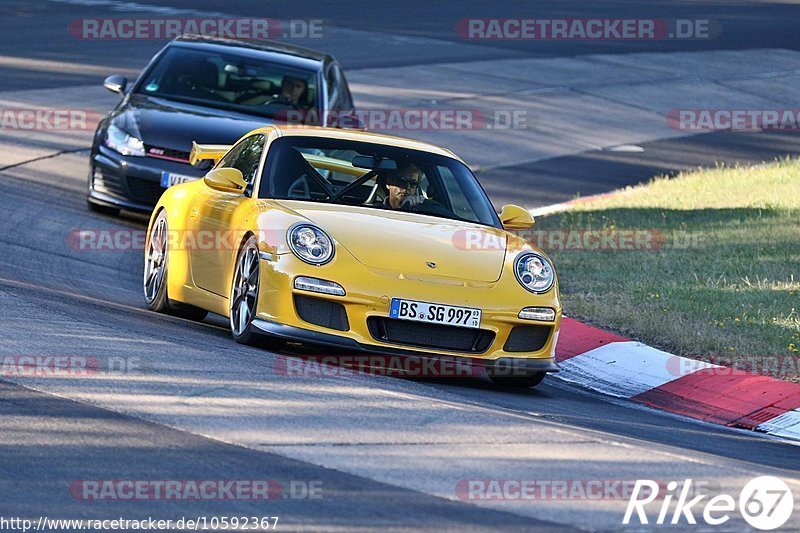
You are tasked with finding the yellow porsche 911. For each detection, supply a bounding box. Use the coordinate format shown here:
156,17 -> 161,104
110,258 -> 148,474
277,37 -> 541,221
143,125 -> 561,387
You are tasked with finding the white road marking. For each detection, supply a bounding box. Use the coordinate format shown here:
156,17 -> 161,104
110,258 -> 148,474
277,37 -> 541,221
557,341 -> 719,398
48,332 -> 171,344
758,409 -> 800,441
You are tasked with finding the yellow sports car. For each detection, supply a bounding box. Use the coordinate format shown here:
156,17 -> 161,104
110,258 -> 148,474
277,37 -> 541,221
143,125 -> 561,387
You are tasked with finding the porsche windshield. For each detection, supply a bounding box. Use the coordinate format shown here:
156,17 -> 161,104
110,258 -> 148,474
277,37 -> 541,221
134,46 -> 318,120
259,136 -> 502,228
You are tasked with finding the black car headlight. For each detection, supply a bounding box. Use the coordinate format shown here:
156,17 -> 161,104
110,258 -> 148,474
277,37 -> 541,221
287,224 -> 334,265
104,123 -> 145,157
514,252 -> 555,293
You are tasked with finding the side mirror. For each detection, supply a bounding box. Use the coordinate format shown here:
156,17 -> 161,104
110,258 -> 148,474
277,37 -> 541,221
499,204 -> 534,230
204,167 -> 246,193
103,75 -> 128,96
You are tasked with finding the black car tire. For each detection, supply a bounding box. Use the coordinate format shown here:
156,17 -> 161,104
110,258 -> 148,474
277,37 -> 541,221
144,210 -> 208,321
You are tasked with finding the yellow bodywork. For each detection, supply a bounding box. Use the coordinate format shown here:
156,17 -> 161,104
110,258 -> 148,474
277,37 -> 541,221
148,125 -> 562,363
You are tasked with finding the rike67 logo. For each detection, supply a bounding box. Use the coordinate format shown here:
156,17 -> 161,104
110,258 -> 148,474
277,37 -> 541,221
624,477 -> 794,530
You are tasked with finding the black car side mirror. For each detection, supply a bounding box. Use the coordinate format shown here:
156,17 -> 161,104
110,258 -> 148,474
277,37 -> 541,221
103,75 -> 128,96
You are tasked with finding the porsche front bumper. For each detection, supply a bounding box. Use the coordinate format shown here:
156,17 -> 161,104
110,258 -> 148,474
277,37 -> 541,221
254,251 -> 562,372
251,317 -> 560,374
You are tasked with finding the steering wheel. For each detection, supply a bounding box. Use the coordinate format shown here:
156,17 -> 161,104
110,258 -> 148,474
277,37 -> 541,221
262,96 -> 298,108
408,198 -> 452,217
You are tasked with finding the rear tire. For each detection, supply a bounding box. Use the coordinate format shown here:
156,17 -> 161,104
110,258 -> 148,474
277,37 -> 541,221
143,210 -> 208,321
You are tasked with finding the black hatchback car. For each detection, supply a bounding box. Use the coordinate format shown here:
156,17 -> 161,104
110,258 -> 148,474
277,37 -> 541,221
88,34 -> 357,215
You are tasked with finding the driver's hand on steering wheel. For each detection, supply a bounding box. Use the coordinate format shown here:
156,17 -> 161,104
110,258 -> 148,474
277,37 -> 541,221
400,194 -> 425,210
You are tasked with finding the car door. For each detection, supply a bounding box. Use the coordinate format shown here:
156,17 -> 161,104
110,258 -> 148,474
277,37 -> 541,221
188,133 -> 265,297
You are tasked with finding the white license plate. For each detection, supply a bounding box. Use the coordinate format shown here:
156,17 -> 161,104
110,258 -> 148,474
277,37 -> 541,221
160,171 -> 198,188
389,298 -> 481,329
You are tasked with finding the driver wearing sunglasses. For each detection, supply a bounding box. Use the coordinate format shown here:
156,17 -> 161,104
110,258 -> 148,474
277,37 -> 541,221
381,162 -> 425,210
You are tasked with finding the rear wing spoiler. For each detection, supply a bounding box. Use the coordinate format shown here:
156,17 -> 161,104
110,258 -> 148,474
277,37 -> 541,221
189,142 -> 231,167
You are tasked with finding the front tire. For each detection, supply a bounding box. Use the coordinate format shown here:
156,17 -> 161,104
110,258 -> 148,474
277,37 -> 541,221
143,210 -> 208,321
230,235 -> 262,345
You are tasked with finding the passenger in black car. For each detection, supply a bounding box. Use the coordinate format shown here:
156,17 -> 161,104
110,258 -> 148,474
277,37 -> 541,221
268,76 -> 308,108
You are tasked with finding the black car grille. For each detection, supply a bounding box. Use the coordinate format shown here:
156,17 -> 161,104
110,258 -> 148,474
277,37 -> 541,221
504,325 -> 552,353
294,294 -> 349,331
93,170 -> 125,197
145,145 -> 191,163
367,317 -> 494,353
127,176 -> 164,206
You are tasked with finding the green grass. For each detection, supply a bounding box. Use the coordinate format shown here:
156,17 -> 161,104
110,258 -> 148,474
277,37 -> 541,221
537,158 -> 800,381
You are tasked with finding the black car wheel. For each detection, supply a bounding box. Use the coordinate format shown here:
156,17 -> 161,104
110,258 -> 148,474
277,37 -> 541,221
144,210 -> 208,321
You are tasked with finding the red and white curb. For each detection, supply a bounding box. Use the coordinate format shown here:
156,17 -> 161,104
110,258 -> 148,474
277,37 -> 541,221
554,318 -> 800,442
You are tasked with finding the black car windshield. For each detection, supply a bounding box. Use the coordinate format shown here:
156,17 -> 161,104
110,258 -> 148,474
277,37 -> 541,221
259,136 -> 502,228
134,46 -> 318,120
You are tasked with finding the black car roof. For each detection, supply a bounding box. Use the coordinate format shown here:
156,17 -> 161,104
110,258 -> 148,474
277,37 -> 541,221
173,34 -> 332,68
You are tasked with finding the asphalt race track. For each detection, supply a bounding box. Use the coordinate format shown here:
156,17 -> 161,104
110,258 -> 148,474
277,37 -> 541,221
1,1 -> 799,531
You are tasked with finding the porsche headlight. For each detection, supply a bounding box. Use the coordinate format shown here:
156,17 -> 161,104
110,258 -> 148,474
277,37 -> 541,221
104,123 -> 145,157
288,224 -> 334,265
514,252 -> 554,293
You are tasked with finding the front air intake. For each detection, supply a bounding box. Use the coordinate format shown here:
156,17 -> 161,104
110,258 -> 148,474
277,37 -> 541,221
294,294 -> 349,331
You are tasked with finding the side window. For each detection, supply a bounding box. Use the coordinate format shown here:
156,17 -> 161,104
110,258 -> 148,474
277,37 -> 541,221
217,134 -> 266,188
437,165 -> 478,222
335,64 -> 353,110
217,140 -> 246,170
325,65 -> 340,111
